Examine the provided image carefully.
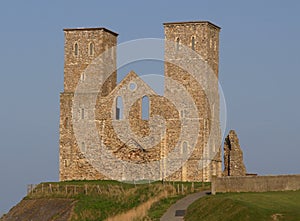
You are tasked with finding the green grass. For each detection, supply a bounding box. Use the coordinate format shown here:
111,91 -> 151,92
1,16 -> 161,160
185,190 -> 300,221
26,180 -> 210,221
26,180 -> 190,221
31,180 -> 168,221
71,182 -> 170,221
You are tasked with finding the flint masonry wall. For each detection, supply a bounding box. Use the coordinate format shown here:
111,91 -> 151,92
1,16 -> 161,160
60,28 -> 117,181
211,175 -> 300,195
164,21 -> 222,181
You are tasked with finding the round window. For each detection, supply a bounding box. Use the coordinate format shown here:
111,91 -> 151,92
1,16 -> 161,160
129,82 -> 137,91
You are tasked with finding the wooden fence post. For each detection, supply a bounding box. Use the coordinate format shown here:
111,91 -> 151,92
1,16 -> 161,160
85,184 -> 88,195
97,185 -> 102,194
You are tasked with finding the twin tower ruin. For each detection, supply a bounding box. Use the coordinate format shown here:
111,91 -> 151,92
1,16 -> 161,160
59,21 -> 222,182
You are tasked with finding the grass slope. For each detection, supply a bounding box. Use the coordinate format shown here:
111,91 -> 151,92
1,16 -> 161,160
14,180 -> 206,221
185,191 -> 300,221
27,180 -> 172,221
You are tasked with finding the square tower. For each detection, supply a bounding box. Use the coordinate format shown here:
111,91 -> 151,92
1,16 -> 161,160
163,21 -> 222,181
164,21 -> 220,77
63,27 -> 118,94
60,28 -> 118,181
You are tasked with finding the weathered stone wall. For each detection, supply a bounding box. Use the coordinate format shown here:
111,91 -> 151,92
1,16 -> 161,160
59,22 -> 222,182
211,175 -> 300,194
223,130 -> 247,176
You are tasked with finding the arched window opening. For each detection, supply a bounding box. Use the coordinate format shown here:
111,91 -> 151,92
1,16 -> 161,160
182,141 -> 188,157
180,110 -> 184,118
191,37 -> 195,50
74,43 -> 78,56
116,96 -> 123,120
141,95 -> 150,120
64,117 -> 69,129
64,159 -> 69,167
176,38 -> 180,51
89,43 -> 94,56
80,73 -> 85,82
81,108 -> 84,120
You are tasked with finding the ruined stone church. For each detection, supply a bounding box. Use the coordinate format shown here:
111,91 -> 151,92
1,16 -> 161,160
59,21 -> 222,182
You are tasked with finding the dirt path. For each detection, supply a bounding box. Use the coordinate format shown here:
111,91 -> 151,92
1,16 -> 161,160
160,191 -> 210,221
105,191 -> 169,221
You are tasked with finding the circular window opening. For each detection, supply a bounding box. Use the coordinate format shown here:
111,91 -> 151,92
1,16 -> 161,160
129,82 -> 137,91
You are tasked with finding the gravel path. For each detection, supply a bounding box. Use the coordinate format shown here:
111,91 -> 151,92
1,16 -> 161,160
160,191 -> 210,221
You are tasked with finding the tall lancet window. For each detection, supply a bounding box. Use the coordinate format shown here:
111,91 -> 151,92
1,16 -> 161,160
191,37 -> 195,50
116,96 -> 123,120
141,95 -> 149,120
74,43 -> 78,56
176,38 -> 180,51
182,141 -> 188,157
89,43 -> 94,56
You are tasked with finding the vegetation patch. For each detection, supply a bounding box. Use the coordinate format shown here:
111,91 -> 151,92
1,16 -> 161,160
24,180 -> 207,221
185,190 -> 300,221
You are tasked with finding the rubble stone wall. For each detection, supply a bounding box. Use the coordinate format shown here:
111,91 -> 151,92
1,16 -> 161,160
212,175 -> 300,194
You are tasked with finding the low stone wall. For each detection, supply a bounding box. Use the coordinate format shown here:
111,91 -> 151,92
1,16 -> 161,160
211,174 -> 300,195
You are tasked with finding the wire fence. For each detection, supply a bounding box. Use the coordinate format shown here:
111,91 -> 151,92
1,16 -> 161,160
27,181 -> 201,197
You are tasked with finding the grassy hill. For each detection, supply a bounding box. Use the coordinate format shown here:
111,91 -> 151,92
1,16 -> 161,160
5,180 -> 299,221
1,180 -> 206,221
185,190 -> 300,221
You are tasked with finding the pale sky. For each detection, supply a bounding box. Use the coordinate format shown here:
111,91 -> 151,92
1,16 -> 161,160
0,0 -> 299,215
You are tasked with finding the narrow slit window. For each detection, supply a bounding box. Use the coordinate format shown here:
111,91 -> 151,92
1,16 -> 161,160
182,141 -> 188,157
142,95 -> 150,120
74,43 -> 78,56
116,96 -> 123,120
64,117 -> 69,128
80,73 -> 85,82
89,43 -> 94,56
81,108 -> 84,120
176,38 -> 180,51
180,110 -> 184,118
191,37 -> 195,50
64,159 -> 69,167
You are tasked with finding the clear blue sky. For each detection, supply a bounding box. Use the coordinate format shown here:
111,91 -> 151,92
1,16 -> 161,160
0,0 -> 299,215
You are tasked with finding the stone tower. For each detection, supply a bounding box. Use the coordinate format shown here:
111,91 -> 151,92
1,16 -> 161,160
163,21 -> 222,181
59,28 -> 118,181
